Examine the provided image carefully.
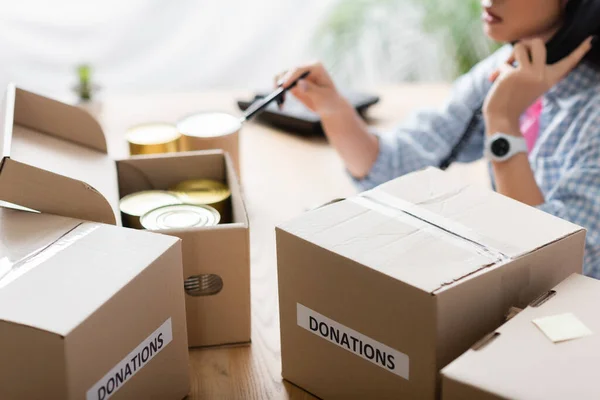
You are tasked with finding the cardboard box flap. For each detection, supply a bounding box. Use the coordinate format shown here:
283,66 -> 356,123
0,84 -> 118,224
0,208 -> 180,336
442,274 -> 599,399
375,167 -> 582,258
14,86 -> 107,152
116,150 -> 249,226
279,168 -> 582,293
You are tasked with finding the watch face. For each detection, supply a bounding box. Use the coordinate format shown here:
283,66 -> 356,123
491,137 -> 510,157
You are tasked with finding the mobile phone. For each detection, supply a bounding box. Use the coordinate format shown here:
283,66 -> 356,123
545,0 -> 600,64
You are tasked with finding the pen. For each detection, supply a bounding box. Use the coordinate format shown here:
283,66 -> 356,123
240,71 -> 310,123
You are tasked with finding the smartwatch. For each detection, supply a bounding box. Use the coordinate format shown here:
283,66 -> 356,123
484,133 -> 528,162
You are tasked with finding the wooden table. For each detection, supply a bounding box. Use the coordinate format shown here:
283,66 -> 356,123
100,85 -> 488,399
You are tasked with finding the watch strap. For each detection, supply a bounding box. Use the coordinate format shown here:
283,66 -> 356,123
484,133 -> 528,162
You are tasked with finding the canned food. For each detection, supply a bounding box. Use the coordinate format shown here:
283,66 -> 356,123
177,112 -> 241,139
120,190 -> 182,229
140,204 -> 221,230
176,112 -> 241,176
169,179 -> 232,223
126,123 -> 181,155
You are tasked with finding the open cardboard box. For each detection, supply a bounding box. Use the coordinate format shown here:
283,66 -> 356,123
0,84 -> 251,347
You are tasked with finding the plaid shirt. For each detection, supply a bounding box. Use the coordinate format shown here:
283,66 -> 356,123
356,46 -> 600,279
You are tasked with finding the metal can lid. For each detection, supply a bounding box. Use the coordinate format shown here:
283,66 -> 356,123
140,204 -> 221,230
177,112 -> 241,138
126,123 -> 181,145
170,179 -> 231,205
120,191 -> 182,217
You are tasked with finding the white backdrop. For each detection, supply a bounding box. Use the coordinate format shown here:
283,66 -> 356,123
0,0 -> 335,97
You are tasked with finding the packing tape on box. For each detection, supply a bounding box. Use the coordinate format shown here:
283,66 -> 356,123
0,223 -> 99,289
350,188 -> 511,263
349,196 -> 496,260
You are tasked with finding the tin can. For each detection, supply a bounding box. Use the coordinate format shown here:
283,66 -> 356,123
120,190 -> 182,229
169,179 -> 232,223
176,112 -> 241,176
140,204 -> 221,230
126,123 -> 181,156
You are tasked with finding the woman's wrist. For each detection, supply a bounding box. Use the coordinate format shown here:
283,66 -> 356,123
491,153 -> 545,206
484,113 -> 521,136
316,92 -> 378,178
317,93 -> 353,120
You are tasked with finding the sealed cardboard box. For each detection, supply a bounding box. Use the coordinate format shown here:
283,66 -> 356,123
442,273 -> 600,400
276,168 -> 585,399
0,207 -> 190,400
0,84 -> 251,347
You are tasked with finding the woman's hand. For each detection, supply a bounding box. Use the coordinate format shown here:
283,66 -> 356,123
275,62 -> 348,116
274,62 -> 379,178
484,37 -> 593,207
483,37 -> 594,135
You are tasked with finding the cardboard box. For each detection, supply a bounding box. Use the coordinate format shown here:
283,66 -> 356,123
276,168 -> 585,399
442,273 -> 600,400
117,153 -> 250,347
0,84 -> 251,347
0,207 -> 190,400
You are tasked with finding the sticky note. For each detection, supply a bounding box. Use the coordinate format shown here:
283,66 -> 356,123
533,313 -> 593,343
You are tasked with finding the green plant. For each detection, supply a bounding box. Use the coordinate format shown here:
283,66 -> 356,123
314,0 -> 500,83
76,64 -> 93,101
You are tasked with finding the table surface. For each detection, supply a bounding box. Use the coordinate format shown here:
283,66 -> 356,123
99,85 -> 489,399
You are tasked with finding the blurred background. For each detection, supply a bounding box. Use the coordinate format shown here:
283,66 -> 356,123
0,0 -> 498,100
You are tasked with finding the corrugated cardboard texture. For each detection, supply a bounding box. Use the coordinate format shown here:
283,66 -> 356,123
116,151 -> 248,225
12,123 -> 118,217
283,197 -> 500,293
0,84 -> 117,224
224,151 -> 247,226
0,321 -> 68,400
0,209 -> 189,400
442,274 -> 600,400
0,84 -> 251,346
280,167 -> 581,294
116,152 -> 224,197
0,207 -> 80,268
117,151 -> 251,347
277,168 -> 585,400
0,86 -> 12,158
13,86 -> 107,152
11,124 -> 117,202
435,230 -> 584,372
65,241 -> 190,399
277,228 -> 438,399
0,219 -> 180,336
176,226 -> 250,346
0,158 -> 117,225
375,168 -> 580,258
442,377 -> 503,400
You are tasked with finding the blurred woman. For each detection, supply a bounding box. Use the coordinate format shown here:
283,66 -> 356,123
277,0 -> 600,277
